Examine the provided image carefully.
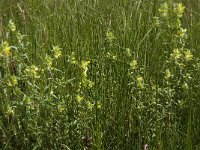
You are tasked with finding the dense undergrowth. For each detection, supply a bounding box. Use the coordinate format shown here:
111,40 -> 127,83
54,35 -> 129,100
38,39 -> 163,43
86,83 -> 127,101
0,0 -> 200,149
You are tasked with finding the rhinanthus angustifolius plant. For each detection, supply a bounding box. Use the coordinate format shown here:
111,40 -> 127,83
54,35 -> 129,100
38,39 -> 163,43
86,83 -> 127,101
1,0 -> 200,149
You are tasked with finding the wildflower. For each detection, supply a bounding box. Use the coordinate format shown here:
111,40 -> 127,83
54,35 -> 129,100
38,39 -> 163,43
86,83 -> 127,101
86,101 -> 93,109
112,55 -> 117,60
97,101 -> 101,109
126,48 -> 132,57
158,3 -> 169,17
184,49 -> 193,62
81,60 -> 90,79
53,45 -> 62,59
5,105 -> 14,117
177,28 -> 187,39
11,75 -> 18,86
170,48 -> 182,61
8,20 -> 16,32
69,52 -> 77,64
165,69 -> 171,79
137,76 -> 144,89
106,52 -> 112,59
81,60 -> 90,70
45,55 -> 52,68
106,31 -> 116,43
130,60 -> 137,70
7,75 -> 17,87
88,80 -> 94,88
25,65 -> 40,78
24,96 -> 31,104
174,3 -> 185,18
58,104 -> 65,112
153,17 -> 160,26
77,94 -> 84,103
16,31 -> 24,43
1,41 -> 11,57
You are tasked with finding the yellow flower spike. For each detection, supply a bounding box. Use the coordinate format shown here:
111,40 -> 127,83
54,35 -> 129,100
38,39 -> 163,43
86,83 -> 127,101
69,52 -> 77,64
77,94 -> 84,103
175,3 -> 185,18
159,3 -> 169,17
112,55 -> 117,60
1,41 -> 11,57
88,80 -> 94,88
106,31 -> 116,43
97,101 -> 101,109
45,55 -> 52,68
53,45 -> 62,59
5,105 -> 15,118
31,65 -> 39,76
136,76 -> 144,89
86,101 -> 93,109
130,60 -> 137,70
81,60 -> 90,70
25,65 -> 40,78
177,28 -> 187,39
184,49 -> 193,62
106,52 -> 111,59
58,105 -> 65,113
8,20 -> 16,32
126,48 -> 132,57
82,70 -> 87,79
24,96 -> 31,104
170,48 -> 182,61
11,75 -> 18,86
165,69 -> 171,79
16,31 -> 24,43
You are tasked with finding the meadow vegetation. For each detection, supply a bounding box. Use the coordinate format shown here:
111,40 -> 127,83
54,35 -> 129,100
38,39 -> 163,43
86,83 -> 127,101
0,0 -> 200,149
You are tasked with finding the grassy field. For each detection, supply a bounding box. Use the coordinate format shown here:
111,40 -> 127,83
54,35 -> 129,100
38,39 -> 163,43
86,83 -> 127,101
0,0 -> 200,149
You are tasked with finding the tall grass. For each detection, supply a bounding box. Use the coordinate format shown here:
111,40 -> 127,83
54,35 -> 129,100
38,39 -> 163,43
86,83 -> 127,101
0,0 -> 200,149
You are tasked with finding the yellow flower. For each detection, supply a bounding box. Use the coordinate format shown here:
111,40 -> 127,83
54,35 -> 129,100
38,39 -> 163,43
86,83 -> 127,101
69,52 -> 77,64
16,31 -> 24,43
77,94 -> 84,103
97,101 -> 101,109
24,96 -> 31,104
126,48 -> 132,57
165,69 -> 171,79
1,41 -> 11,57
175,3 -> 185,18
130,60 -> 137,70
53,45 -> 62,59
86,101 -> 93,109
137,76 -> 144,89
45,55 -> 52,68
11,75 -> 18,86
184,49 -> 193,62
88,80 -> 94,88
8,20 -> 16,32
177,28 -> 187,39
25,65 -> 40,78
5,105 -> 14,117
7,75 -> 17,86
106,31 -> 116,43
170,48 -> 182,60
81,60 -> 90,70
58,104 -> 65,113
158,3 -> 169,17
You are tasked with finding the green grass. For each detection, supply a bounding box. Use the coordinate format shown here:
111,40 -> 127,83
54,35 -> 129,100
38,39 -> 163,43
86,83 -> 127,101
0,0 -> 200,149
